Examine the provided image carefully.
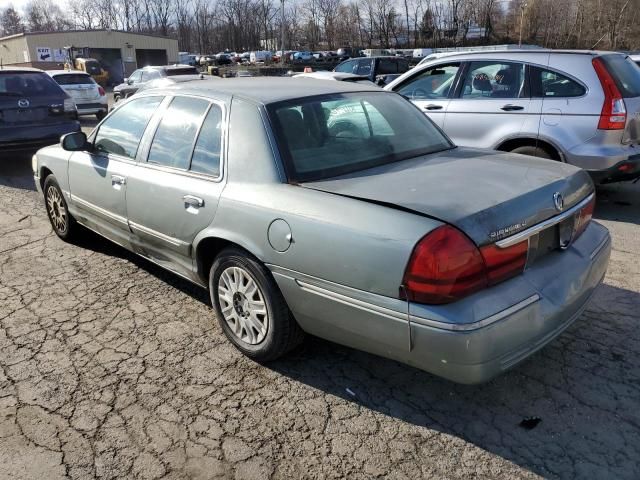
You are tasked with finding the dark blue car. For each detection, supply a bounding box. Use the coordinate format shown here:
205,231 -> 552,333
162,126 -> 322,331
0,67 -> 80,151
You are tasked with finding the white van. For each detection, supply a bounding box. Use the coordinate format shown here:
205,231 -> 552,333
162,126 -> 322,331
412,48 -> 433,58
250,51 -> 272,63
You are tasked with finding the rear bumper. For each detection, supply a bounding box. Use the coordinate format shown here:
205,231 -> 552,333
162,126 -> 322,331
272,221 -> 611,384
76,102 -> 108,115
0,121 -> 80,152
565,143 -> 640,182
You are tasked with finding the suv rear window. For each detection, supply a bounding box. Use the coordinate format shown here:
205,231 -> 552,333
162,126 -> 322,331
599,54 -> 640,98
53,74 -> 95,85
0,72 -> 64,97
166,67 -> 199,76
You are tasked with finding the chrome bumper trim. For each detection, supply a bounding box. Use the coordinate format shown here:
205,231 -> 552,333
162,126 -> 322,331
496,192 -> 595,248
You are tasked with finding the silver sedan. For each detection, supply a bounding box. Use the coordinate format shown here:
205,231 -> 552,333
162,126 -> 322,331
32,78 -> 611,384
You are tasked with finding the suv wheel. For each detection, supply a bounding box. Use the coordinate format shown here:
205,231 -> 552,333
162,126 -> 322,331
510,145 -> 554,160
44,175 -> 76,240
209,247 -> 303,361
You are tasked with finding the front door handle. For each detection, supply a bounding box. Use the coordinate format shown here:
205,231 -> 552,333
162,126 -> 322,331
424,104 -> 443,110
500,104 -> 525,111
111,175 -> 126,190
183,195 -> 204,208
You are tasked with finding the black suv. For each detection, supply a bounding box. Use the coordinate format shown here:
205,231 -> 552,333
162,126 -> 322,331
334,56 -> 410,86
0,67 -> 80,151
113,65 -> 200,101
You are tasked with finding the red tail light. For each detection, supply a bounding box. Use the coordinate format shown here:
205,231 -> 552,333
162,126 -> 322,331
402,225 -> 529,305
402,225 -> 487,304
593,57 -> 626,130
98,86 -> 106,96
479,240 -> 528,286
573,194 -> 595,239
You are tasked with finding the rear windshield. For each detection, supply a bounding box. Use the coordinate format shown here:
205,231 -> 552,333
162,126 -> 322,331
267,92 -> 453,182
0,72 -> 64,97
53,73 -> 95,85
600,54 -> 640,98
166,67 -> 199,76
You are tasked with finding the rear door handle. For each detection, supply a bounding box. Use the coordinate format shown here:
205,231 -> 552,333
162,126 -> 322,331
500,104 -> 525,111
111,175 -> 126,190
183,195 -> 204,208
424,104 -> 443,110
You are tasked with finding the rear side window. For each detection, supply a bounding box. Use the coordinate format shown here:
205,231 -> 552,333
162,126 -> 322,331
530,67 -> 585,98
147,96 -> 209,169
53,74 -> 95,85
0,72 -> 64,97
378,59 -> 398,75
94,96 -> 162,159
599,54 -> 640,98
190,105 -> 223,176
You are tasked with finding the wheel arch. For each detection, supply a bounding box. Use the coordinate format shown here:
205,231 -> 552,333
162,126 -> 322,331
495,136 -> 565,161
193,230 -> 268,286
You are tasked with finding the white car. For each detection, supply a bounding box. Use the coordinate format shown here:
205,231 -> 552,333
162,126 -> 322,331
47,70 -> 108,120
293,71 -> 376,86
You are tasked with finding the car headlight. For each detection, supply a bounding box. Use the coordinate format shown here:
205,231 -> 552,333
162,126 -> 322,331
32,154 -> 38,174
64,98 -> 77,112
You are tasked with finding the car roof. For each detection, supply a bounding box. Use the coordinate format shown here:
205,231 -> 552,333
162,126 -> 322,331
0,66 -> 44,73
148,77 -> 383,104
294,72 -> 366,81
418,49 -> 623,60
143,64 -> 196,71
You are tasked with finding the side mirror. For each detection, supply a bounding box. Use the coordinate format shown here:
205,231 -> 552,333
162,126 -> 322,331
126,78 -> 132,84
61,131 -> 88,151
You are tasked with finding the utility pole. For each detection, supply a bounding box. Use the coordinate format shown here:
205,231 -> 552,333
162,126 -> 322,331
280,0 -> 286,63
518,2 -> 527,47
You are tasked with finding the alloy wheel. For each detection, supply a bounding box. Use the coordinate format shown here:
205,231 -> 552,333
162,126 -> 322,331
217,266 -> 269,344
46,186 -> 67,233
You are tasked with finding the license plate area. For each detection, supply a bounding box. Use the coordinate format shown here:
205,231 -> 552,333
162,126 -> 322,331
525,214 -> 577,267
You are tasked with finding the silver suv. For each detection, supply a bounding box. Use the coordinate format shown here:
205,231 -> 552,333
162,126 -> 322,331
385,50 -> 640,183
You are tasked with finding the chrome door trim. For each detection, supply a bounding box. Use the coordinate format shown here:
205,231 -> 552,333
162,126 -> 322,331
129,220 -> 190,248
495,192 -> 595,248
71,195 -> 128,226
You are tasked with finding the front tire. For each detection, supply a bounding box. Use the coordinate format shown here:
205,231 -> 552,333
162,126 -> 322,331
209,247 -> 303,361
44,175 -> 76,241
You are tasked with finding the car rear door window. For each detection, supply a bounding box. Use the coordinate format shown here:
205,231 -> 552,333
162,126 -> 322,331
190,105 -> 223,176
147,96 -> 209,170
94,96 -> 162,159
378,59 -> 397,74
395,63 -> 460,100
530,67 -> 586,98
461,61 -> 525,99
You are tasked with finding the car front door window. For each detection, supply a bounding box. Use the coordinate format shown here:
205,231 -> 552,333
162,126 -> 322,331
94,96 -> 162,159
395,63 -> 460,100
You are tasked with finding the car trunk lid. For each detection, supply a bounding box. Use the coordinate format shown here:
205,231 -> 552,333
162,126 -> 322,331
301,148 -> 594,246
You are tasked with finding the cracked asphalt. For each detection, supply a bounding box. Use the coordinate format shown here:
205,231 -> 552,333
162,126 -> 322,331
1,143 -> 639,479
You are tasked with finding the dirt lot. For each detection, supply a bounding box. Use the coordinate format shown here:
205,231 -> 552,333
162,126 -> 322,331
0,133 -> 639,479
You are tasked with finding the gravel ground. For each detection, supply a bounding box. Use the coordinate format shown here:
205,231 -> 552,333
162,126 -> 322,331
0,143 -> 639,479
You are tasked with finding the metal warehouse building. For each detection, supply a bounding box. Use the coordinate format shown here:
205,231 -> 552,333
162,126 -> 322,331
0,29 -> 179,84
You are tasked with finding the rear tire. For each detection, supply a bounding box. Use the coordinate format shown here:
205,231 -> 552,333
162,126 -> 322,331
209,247 -> 303,362
43,175 -> 77,241
510,145 -> 555,160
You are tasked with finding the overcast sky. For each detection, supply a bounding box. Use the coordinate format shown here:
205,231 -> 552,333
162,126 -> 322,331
6,0 -> 69,14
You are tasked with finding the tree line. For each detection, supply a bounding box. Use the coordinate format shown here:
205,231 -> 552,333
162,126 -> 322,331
1,0 -> 639,53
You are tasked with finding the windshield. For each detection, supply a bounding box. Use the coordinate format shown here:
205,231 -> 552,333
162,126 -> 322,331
85,61 -> 102,75
0,72 -> 65,97
166,67 -> 199,76
268,92 -> 453,182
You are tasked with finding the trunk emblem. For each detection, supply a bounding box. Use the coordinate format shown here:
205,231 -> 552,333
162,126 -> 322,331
18,99 -> 30,108
553,192 -> 564,212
